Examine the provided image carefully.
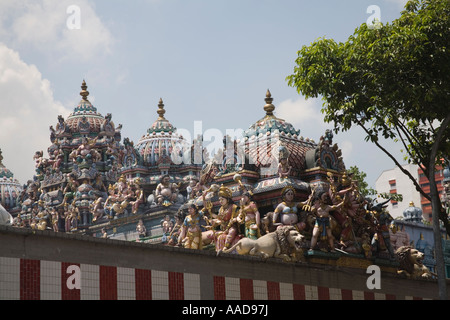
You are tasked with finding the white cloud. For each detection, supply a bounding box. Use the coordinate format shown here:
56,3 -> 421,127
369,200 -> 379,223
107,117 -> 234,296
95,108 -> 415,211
274,96 -> 329,140
339,140 -> 353,159
0,0 -> 114,62
0,43 -> 71,185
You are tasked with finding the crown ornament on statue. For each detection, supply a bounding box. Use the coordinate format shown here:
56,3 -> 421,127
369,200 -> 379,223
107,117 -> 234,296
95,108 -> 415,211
218,185 -> 233,199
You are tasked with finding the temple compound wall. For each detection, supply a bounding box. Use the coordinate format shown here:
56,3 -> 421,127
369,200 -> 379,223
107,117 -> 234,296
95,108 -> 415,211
1,225 -> 447,300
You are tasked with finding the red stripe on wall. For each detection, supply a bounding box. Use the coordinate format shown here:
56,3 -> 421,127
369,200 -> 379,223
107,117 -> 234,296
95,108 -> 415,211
20,259 -> 40,300
385,294 -> 396,300
168,271 -> 184,300
135,269 -> 152,300
267,281 -> 280,300
61,262 -> 81,300
293,284 -> 306,300
213,276 -> 226,300
341,289 -> 353,300
240,278 -> 254,300
318,286 -> 330,300
100,265 -> 117,300
364,291 -> 375,300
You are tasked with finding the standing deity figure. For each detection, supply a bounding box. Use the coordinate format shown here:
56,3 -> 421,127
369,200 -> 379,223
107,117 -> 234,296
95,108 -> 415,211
90,196 -> 105,222
237,191 -> 261,240
155,174 -> 179,206
130,178 -> 144,214
65,205 -> 79,232
277,146 -> 292,180
309,191 -> 346,253
178,203 -> 208,250
62,173 -> 80,206
370,199 -> 396,259
167,212 -> 185,246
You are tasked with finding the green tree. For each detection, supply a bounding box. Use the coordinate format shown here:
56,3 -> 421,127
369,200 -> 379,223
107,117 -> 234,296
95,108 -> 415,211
287,0 -> 449,299
347,165 -> 403,202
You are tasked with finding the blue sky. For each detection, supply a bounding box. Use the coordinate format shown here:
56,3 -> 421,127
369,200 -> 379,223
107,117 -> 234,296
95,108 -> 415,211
0,0 -> 409,188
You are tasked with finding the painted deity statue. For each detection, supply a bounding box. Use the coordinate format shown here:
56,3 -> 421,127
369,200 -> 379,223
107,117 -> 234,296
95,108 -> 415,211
167,211 -> 185,246
104,176 -> 132,219
155,174 -> 179,206
204,185 -> 241,251
277,146 -> 292,180
178,203 -> 208,250
309,191 -> 347,253
273,186 -> 309,233
62,173 -> 80,206
130,178 -> 144,214
136,219 -> 147,239
237,191 -> 261,240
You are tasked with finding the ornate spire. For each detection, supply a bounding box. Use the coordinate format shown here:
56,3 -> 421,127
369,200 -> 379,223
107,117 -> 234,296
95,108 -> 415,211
0,148 -> 4,167
157,98 -> 166,120
263,89 -> 275,116
80,79 -> 90,101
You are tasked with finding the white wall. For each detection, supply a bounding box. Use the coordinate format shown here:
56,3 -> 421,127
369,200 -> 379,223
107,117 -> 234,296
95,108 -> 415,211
375,164 -> 421,219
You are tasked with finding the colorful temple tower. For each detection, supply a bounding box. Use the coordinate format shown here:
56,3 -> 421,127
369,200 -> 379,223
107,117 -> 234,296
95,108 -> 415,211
10,82 -> 425,275
0,148 -> 22,216
13,81 -> 125,231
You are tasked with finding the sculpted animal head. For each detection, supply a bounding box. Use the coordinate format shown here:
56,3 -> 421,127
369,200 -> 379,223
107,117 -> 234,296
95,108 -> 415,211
276,226 -> 306,253
395,246 -> 430,279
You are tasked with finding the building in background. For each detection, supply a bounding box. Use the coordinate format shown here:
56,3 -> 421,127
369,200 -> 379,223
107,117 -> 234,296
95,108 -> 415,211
376,163 -> 446,221
375,164 -> 421,219
390,201 -> 450,278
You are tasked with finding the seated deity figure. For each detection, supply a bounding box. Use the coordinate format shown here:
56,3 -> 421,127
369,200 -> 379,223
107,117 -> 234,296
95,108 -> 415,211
155,174 -> 179,206
136,219 -> 147,239
71,137 -> 101,163
204,185 -> 241,251
273,186 -> 309,233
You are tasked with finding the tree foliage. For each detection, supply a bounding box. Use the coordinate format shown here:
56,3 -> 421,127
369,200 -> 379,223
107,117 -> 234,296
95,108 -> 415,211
287,0 -> 449,222
286,0 -> 449,298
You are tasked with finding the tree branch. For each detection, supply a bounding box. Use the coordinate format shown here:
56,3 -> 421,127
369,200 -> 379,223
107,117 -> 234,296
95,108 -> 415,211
355,117 -> 431,201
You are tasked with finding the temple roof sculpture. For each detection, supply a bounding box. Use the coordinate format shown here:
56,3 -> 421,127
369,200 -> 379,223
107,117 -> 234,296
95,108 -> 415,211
135,98 -> 189,167
242,90 -> 316,178
403,201 -> 423,223
0,148 -> 23,214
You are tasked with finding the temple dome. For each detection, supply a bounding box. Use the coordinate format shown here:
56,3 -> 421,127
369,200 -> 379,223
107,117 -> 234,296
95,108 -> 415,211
135,98 -> 189,167
64,80 -> 108,136
403,201 -> 423,223
241,90 -> 316,176
0,149 -> 23,214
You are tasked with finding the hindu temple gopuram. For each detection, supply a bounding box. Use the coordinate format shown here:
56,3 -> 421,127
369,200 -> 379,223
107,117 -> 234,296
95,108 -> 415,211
3,80 -> 444,284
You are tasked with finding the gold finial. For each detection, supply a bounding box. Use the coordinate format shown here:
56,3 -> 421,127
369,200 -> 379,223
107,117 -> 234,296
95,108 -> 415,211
409,201 -> 415,207
264,89 -> 275,116
80,79 -> 89,101
157,98 -> 166,120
